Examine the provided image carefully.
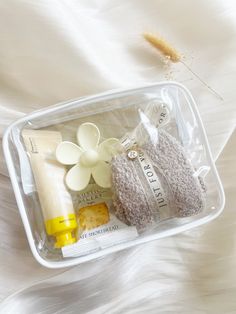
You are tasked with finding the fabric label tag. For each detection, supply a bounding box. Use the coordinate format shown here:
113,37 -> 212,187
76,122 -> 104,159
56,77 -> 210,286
137,149 -> 171,219
145,102 -> 170,127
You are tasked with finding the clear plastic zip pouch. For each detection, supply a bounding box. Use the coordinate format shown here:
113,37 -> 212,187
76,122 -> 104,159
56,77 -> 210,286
2,82 -> 225,268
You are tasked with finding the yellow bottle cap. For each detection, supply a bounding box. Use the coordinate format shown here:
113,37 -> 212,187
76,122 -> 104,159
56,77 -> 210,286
55,231 -> 76,248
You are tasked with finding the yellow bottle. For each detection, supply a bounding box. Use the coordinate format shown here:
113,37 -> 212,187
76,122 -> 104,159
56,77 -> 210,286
22,130 -> 77,248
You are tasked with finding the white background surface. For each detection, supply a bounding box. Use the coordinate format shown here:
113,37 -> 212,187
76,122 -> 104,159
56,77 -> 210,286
0,1 -> 235,313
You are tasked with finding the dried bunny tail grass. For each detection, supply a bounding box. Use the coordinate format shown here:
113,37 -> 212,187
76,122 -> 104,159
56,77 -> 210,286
143,32 -> 223,101
143,32 -> 181,63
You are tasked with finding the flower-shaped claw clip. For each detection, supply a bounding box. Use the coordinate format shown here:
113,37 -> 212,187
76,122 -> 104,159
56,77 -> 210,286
56,123 -> 119,191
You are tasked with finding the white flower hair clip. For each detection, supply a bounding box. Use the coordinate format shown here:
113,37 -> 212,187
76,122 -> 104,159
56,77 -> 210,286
56,123 -> 119,191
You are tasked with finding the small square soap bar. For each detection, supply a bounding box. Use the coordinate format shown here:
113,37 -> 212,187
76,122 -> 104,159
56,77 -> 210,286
77,203 -> 110,231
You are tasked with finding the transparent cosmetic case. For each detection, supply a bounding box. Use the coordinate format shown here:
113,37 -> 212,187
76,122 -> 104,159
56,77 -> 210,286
3,82 -> 225,268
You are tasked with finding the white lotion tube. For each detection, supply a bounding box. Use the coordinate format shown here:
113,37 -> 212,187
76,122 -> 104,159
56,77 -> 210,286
22,130 -> 77,248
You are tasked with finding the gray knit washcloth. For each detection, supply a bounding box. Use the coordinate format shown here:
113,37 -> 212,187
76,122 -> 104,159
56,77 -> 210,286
111,129 -> 205,231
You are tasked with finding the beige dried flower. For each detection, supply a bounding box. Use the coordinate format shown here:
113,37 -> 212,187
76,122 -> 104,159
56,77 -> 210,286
143,32 -> 181,63
143,32 -> 223,100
